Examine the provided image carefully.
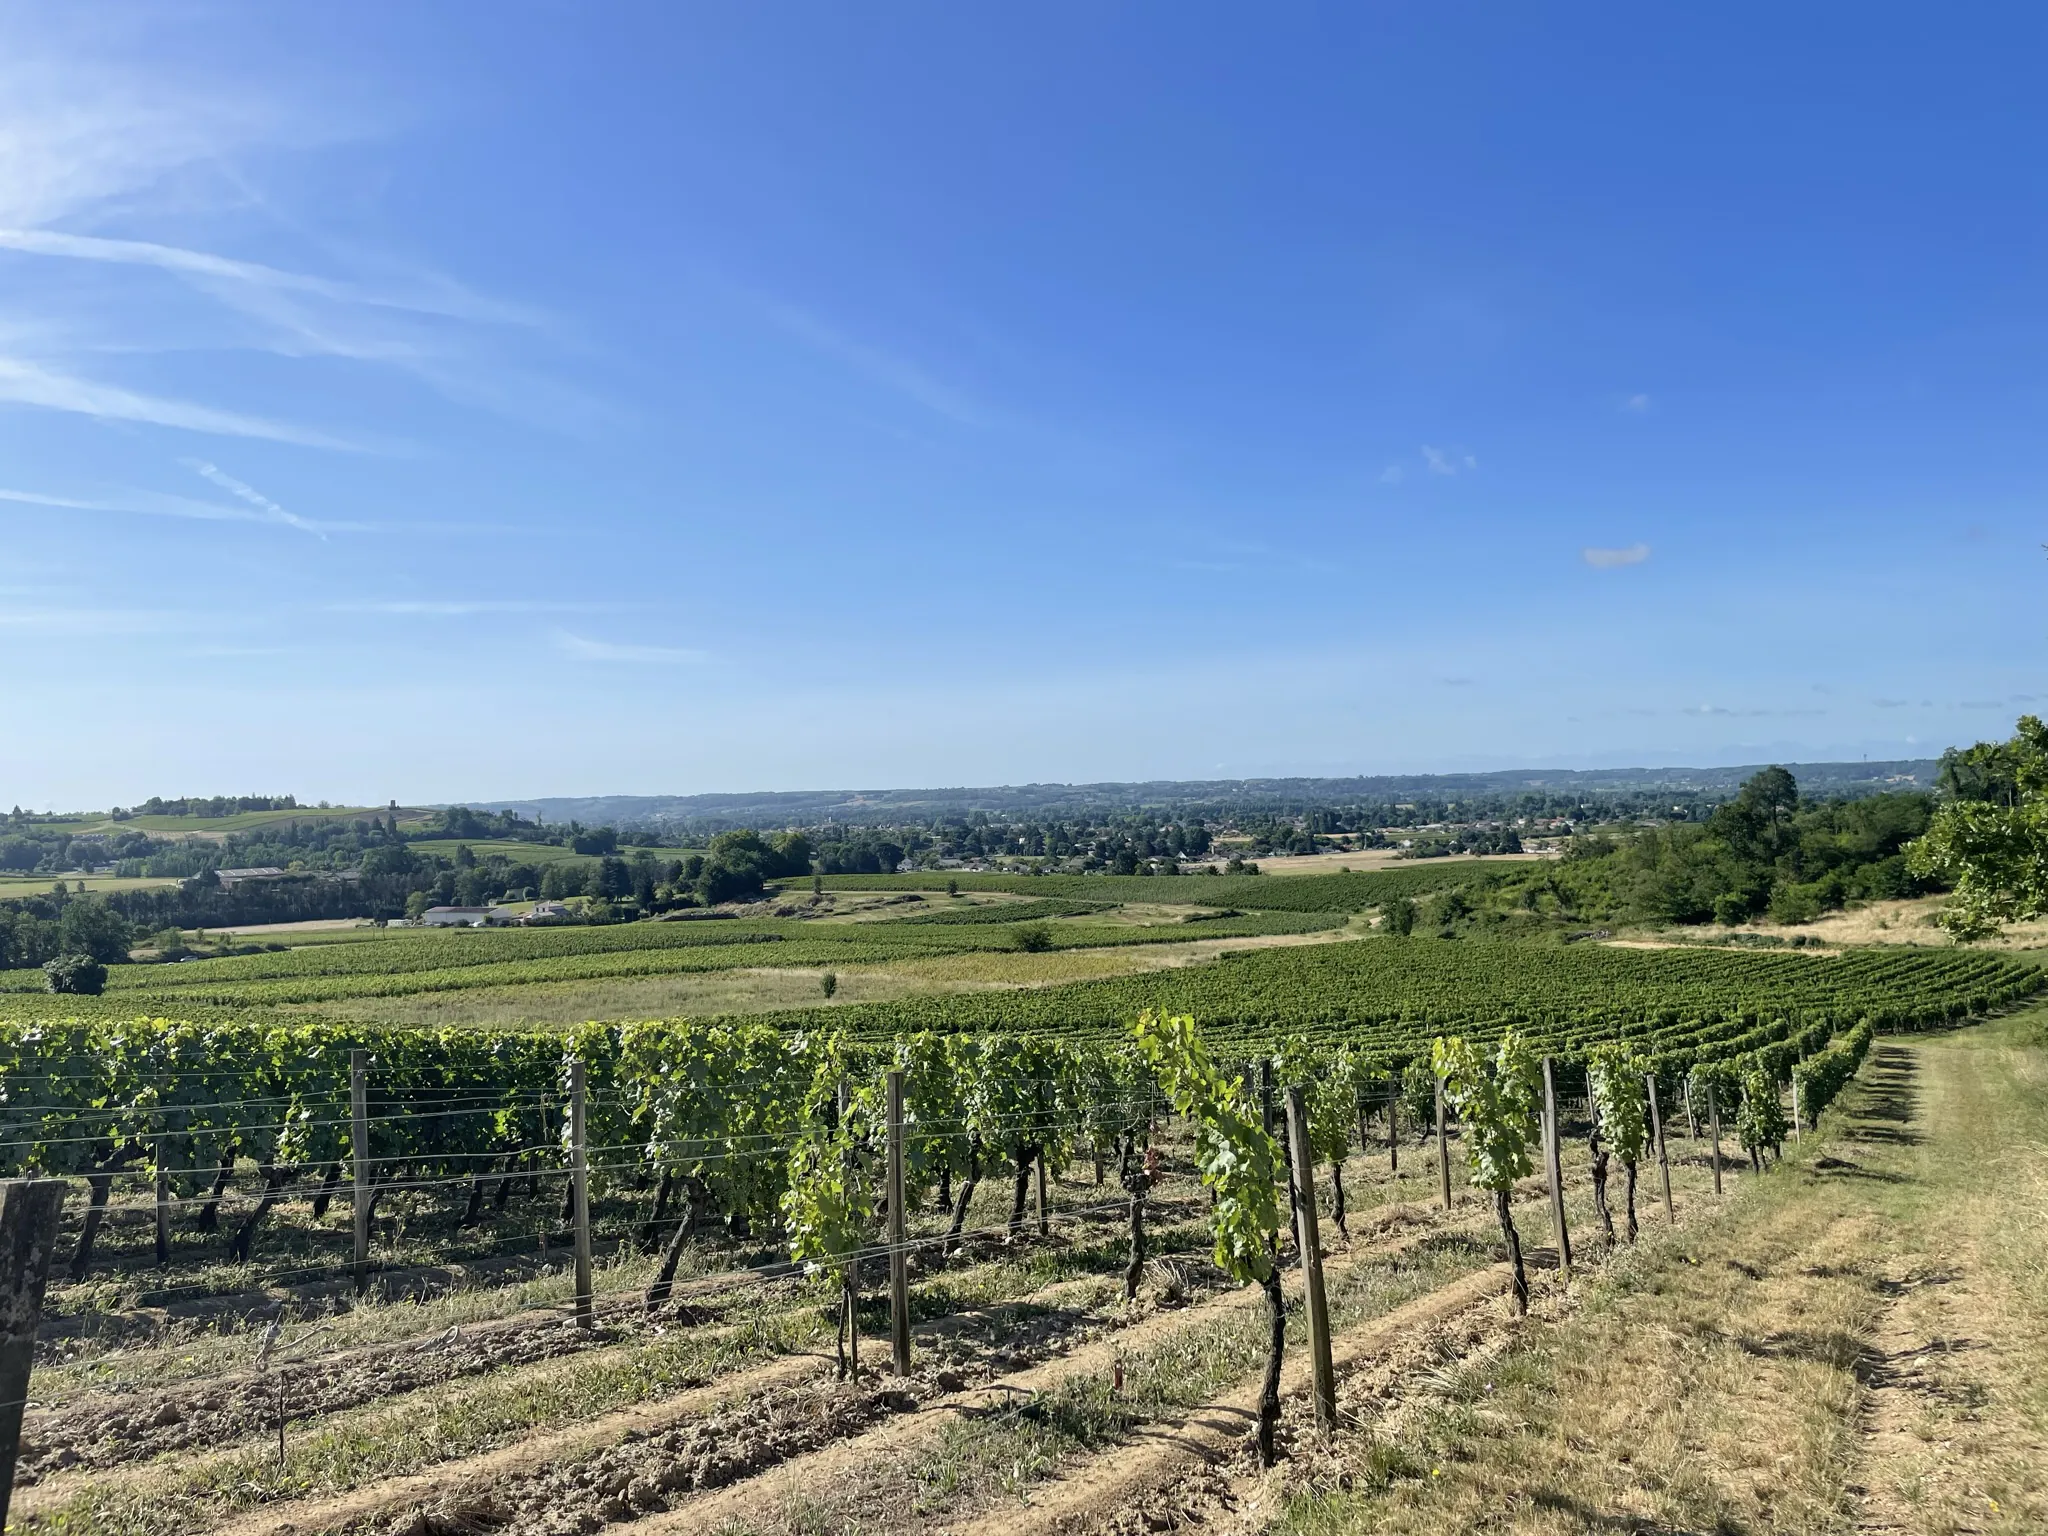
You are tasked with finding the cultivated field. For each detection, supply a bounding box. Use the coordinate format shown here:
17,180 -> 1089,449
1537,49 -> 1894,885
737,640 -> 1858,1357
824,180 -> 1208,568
1,861 -> 2042,1536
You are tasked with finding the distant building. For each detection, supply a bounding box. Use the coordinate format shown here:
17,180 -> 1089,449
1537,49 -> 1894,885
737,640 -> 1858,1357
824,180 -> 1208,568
215,867 -> 290,889
522,901 -> 571,924
420,905 -> 517,927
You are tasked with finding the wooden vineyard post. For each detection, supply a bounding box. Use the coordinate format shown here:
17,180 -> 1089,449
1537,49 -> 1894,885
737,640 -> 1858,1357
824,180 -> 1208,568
153,1136 -> 170,1267
1282,1088 -> 1337,1432
1790,1067 -> 1803,1143
1646,1073 -> 1675,1223
1387,1087 -> 1398,1174
886,1070 -> 911,1377
1036,1150 -> 1049,1238
1541,1057 -> 1571,1281
1435,1076 -> 1452,1212
1682,1077 -> 1698,1138
570,1059 -> 593,1328
350,1050 -> 370,1289
0,1179 -> 66,1533
1707,1081 -> 1723,1195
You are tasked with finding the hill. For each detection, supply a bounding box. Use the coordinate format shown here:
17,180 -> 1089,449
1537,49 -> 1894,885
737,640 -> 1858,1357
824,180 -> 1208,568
475,759 -> 1939,829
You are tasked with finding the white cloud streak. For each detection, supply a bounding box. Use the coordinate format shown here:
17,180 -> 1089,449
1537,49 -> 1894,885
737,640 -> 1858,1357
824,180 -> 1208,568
185,459 -> 325,535
0,356 -> 358,447
336,600 -> 621,616
0,605 -> 197,635
0,482 -> 351,535
552,630 -> 709,665
1582,543 -> 1651,569
0,228 -> 541,326
765,302 -> 989,427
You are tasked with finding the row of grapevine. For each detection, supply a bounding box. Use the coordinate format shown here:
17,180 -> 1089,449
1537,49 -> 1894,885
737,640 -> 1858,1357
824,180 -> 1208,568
6,911 -> 1340,1010
0,937 -> 1945,1288
729,941 -> 2040,1051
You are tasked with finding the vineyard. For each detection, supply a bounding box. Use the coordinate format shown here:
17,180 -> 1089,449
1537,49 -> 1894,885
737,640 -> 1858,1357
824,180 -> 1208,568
0,909 -> 1345,1014
0,885 -> 2038,1536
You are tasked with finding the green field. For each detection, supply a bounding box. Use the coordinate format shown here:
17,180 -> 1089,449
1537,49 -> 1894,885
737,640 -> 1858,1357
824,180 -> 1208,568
66,805 -> 415,838
0,873 -> 180,894
404,838 -> 698,865
815,861 -> 1485,909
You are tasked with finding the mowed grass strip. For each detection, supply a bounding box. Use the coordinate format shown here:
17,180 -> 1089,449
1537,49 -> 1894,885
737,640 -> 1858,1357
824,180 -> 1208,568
1277,1017 -> 2048,1536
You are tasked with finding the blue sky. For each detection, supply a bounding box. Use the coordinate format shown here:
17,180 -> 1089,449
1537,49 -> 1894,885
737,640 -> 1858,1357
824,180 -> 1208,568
3,3 -> 2043,809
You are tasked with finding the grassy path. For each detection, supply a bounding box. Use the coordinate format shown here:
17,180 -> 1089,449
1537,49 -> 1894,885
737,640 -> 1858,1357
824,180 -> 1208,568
1266,1013 -> 2048,1536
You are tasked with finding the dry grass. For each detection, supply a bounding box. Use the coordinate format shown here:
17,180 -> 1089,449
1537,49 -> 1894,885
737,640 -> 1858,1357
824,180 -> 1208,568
298,930 -> 1356,1028
1604,896 -> 2048,953
1279,1016 -> 2048,1536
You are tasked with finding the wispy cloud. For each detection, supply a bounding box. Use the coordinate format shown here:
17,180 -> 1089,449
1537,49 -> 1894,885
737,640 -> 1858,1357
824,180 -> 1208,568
0,356 -> 357,447
0,229 -> 541,327
0,30 -> 578,445
552,630 -> 709,665
336,600 -> 621,617
0,605 -> 197,635
1682,703 -> 1826,719
765,302 -> 989,427
1420,444 -> 1478,477
1623,393 -> 1652,413
1582,543 -> 1651,570
1378,464 -> 1405,484
1872,698 -> 1911,709
185,459 -> 326,535
0,482 -> 352,535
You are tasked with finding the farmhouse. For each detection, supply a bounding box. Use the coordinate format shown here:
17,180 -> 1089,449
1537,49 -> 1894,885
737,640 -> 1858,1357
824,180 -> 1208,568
214,867 -> 290,889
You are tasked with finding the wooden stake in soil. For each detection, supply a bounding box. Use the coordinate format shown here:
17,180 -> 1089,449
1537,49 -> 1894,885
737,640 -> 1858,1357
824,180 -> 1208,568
1540,1057 -> 1571,1281
1707,1081 -> 1723,1195
1435,1075 -> 1452,1212
886,1069 -> 912,1377
0,1179 -> 66,1533
350,1049 -> 369,1289
1282,1088 -> 1337,1432
153,1135 -> 170,1267
1386,1087 -> 1398,1174
1035,1149 -> 1049,1239
1645,1072 -> 1675,1223
1790,1068 -> 1803,1142
569,1059 -> 593,1328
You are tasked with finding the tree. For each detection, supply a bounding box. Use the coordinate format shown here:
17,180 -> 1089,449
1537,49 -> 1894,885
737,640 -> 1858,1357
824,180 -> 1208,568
594,857 -> 633,900
1909,716 -> 2048,939
1381,895 -> 1415,936
44,954 -> 107,995
1136,1011 -> 1287,1465
1012,922 -> 1054,953
57,898 -> 132,964
1433,1029 -> 1541,1313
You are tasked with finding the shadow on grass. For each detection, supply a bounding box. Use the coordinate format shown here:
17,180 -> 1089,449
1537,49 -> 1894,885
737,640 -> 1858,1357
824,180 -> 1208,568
1531,1486 -> 1718,1534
